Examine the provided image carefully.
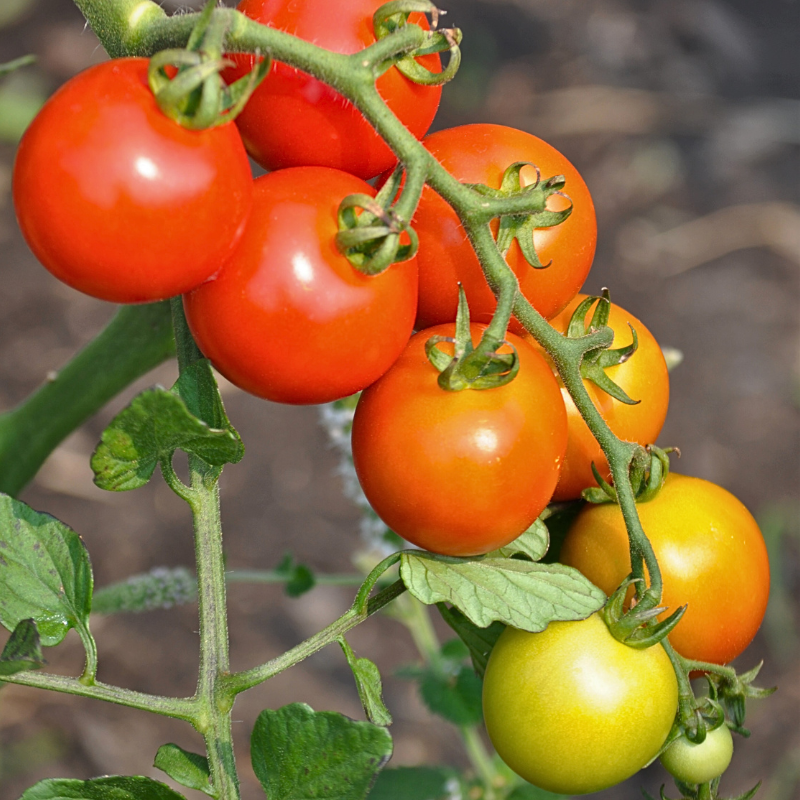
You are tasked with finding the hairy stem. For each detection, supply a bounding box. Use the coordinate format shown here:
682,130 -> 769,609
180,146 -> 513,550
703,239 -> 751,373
0,302 -> 174,496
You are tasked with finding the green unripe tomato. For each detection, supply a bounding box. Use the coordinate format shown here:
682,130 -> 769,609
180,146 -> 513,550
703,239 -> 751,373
660,724 -> 734,785
482,613 -> 679,795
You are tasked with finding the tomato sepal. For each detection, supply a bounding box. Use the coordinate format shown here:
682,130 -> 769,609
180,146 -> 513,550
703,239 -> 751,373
704,661 -> 776,736
373,0 -> 462,85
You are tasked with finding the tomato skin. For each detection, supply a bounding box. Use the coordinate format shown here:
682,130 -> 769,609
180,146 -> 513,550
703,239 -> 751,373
560,474 -> 770,665
660,725 -> 734,785
183,166 -> 418,405
483,614 -> 679,794
350,325 -> 567,556
13,58 -> 253,304
410,124 -> 596,330
545,295 -> 670,501
226,0 -> 441,179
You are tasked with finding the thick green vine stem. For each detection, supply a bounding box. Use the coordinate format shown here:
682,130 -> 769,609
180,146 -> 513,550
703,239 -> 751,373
0,302 -> 175,497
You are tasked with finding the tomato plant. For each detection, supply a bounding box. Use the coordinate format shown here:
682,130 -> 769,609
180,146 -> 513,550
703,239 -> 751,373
544,294 -> 670,501
12,57 -> 253,304
660,725 -> 735,785
225,0 -> 442,179
482,613 -> 679,794
410,123 -> 596,330
560,473 -> 771,664
350,324 -> 568,556
183,166 -> 418,405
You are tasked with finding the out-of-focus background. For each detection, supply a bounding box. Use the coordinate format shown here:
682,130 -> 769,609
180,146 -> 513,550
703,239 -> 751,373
0,0 -> 798,797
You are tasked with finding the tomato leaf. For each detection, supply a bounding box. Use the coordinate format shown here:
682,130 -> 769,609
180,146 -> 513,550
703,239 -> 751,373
490,518 -> 549,561
367,766 -> 460,800
19,776 -> 188,799
92,567 -> 197,615
400,553 -> 605,631
339,638 -> 393,726
251,703 -> 392,800
437,605 -> 505,678
275,552 -> 316,598
420,665 -> 483,726
0,618 -> 44,675
0,494 -> 92,647
153,744 -> 213,797
91,385 -> 243,491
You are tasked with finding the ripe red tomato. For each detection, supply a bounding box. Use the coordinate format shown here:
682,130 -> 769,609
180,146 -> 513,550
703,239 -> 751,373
560,473 -> 770,665
350,325 -> 568,556
226,0 -> 442,179
410,124 -> 596,330
543,295 -> 670,501
13,58 -> 252,304
183,166 -> 418,405
483,614 -> 678,794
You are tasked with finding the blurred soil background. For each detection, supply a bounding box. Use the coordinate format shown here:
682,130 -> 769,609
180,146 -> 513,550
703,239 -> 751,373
0,0 -> 798,797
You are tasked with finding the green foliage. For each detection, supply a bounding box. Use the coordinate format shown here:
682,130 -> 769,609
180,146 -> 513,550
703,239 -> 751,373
339,637 -> 393,726
275,552 -> 316,598
250,703 -> 393,800
19,776 -> 188,799
93,567 -> 197,615
437,604 -> 505,678
0,494 -> 92,646
91,376 -> 243,491
400,552 -> 605,631
367,766 -> 459,800
154,744 -> 213,797
490,518 -> 549,561
0,618 -> 43,675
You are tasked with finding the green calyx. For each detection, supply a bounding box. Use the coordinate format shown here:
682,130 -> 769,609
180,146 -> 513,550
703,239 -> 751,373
425,287 -> 519,392
582,444 -> 678,505
336,167 -> 419,276
373,0 -> 463,86
148,0 -> 269,130
704,661 -> 776,737
469,161 -> 573,269
567,290 -> 640,404
601,576 -> 686,650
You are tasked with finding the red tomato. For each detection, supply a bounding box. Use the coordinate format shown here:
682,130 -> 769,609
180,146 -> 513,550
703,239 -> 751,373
410,124 -> 596,330
183,166 -> 418,405
560,473 -> 770,665
351,325 -> 568,556
13,58 -> 252,304
226,0 -> 441,179
544,295 -> 670,501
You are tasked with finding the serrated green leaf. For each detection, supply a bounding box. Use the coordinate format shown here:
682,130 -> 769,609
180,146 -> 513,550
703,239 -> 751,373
0,494 -> 92,647
0,618 -> 43,675
93,567 -> 197,615
437,604 -> 505,678
401,553 -> 604,631
172,360 -> 239,436
367,766 -> 458,800
491,518 -> 549,561
91,385 -> 243,491
419,665 -> 483,726
19,775 -> 188,799
339,638 -> 392,726
154,744 -> 213,796
251,703 -> 392,800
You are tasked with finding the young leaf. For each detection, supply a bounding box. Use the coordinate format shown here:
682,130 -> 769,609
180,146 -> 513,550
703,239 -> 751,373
91,386 -> 243,491
418,665 -> 483,726
401,552 -> 605,631
154,744 -> 213,797
437,604 -> 505,678
367,766 -> 459,800
0,618 -> 44,675
339,638 -> 393,726
490,518 -> 549,561
19,775 -> 188,799
251,703 -> 392,800
93,567 -> 197,615
275,553 -> 316,598
0,494 -> 92,647
172,360 -> 240,439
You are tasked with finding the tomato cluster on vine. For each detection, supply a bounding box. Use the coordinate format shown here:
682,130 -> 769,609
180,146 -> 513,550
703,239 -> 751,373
10,0 -> 771,795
